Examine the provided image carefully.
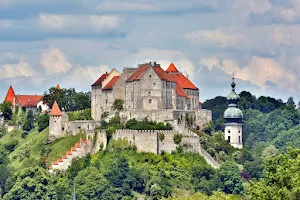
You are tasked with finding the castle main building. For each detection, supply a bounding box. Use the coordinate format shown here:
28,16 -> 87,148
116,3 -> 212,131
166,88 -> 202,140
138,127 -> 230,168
91,62 -> 211,129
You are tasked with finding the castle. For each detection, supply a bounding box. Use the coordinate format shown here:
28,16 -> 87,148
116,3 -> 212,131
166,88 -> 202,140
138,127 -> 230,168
48,62 -> 220,170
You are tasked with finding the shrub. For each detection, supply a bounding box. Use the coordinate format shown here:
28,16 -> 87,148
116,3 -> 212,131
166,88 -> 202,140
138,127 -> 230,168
4,139 -> 19,152
0,125 -> 7,139
173,134 -> 183,144
21,131 -> 28,139
101,112 -> 109,119
159,133 -> 165,142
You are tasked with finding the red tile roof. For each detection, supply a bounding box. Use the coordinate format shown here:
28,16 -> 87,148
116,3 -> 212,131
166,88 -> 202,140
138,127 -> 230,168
67,151 -> 72,155
167,73 -> 198,90
17,95 -> 43,107
4,86 -> 16,104
102,76 -> 120,90
127,63 -> 172,82
62,155 -> 68,159
50,101 -> 62,116
153,66 -> 172,81
175,84 -> 188,97
52,161 -> 58,165
80,138 -> 87,144
127,64 -> 149,82
71,147 -> 77,151
75,143 -> 81,148
57,158 -> 63,162
166,63 -> 179,73
48,166 -> 53,169
92,72 -> 109,86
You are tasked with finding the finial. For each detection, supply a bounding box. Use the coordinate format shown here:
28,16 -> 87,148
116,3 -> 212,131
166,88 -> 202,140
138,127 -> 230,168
231,75 -> 236,91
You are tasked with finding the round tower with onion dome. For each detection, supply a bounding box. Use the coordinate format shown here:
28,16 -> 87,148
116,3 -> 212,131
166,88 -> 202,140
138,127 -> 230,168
224,77 -> 243,149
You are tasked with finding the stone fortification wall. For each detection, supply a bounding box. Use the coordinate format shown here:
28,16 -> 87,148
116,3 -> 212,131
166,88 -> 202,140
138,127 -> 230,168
195,109 -> 212,128
120,109 -> 174,123
112,129 -> 219,168
113,129 -> 200,154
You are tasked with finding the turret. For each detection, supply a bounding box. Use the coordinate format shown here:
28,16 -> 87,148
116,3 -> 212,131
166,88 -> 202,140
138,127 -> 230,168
224,78 -> 243,149
49,101 -> 65,139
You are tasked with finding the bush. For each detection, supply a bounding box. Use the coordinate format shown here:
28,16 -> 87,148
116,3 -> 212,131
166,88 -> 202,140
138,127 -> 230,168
21,131 -> 29,139
173,134 -> 183,144
0,125 -> 7,139
159,133 -> 165,142
101,112 -> 109,119
4,140 -> 19,152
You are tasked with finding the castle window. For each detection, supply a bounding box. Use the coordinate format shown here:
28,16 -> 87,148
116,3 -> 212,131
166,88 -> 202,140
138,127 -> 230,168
238,136 -> 241,143
149,99 -> 152,104
148,91 -> 151,95
106,99 -> 108,104
62,127 -> 65,131
149,75 -> 152,78
228,130 -> 231,133
228,136 -> 230,142
153,83 -> 156,86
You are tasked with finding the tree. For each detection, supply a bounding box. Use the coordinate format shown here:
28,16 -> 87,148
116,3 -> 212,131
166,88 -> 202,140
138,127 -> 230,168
248,148 -> 300,200
113,99 -> 124,111
74,167 -> 112,200
22,110 -> 34,131
286,97 -> 296,110
37,114 -> 49,132
218,161 -> 244,195
0,102 -> 12,120
3,167 -> 57,200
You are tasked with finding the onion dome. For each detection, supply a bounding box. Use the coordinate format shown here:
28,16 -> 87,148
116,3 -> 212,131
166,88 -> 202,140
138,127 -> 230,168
224,78 -> 243,119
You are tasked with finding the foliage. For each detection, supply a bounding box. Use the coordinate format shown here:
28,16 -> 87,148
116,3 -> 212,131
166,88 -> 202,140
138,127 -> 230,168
218,161 -> 244,195
67,109 -> 92,121
43,87 -> 91,112
37,114 -> 50,132
173,134 -> 183,144
101,111 -> 109,119
0,102 -> 12,120
3,167 -> 57,200
164,192 -> 241,200
0,126 -> 7,139
4,140 -> 18,152
125,118 -> 172,130
113,99 -> 124,111
159,133 -> 165,142
248,148 -> 300,200
22,110 -> 34,131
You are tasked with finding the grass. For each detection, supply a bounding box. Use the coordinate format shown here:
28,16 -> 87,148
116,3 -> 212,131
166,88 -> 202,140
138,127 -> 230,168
8,127 -> 49,169
46,133 -> 85,165
1,126 -> 86,169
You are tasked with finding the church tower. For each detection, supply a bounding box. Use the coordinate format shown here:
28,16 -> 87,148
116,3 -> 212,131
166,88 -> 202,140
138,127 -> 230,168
224,78 -> 243,149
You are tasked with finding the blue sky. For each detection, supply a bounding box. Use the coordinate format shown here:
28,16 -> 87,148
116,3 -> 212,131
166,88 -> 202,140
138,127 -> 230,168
0,0 -> 299,104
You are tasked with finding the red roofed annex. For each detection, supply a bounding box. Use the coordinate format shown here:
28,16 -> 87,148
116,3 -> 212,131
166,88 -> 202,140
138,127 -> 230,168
3,85 -> 49,114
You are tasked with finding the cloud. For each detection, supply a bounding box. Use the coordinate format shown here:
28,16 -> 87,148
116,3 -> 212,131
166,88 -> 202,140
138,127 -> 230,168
0,13 -> 126,41
40,48 -> 72,75
96,0 -> 219,14
200,56 -> 299,93
184,29 -> 247,48
0,61 -> 38,79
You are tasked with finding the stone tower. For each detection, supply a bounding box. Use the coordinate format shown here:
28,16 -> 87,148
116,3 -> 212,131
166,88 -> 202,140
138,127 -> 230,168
49,101 -> 64,139
223,78 -> 243,149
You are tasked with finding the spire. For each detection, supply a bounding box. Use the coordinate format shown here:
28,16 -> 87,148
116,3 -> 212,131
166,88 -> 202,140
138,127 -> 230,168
50,101 -> 62,116
4,85 -> 16,103
166,63 -> 179,73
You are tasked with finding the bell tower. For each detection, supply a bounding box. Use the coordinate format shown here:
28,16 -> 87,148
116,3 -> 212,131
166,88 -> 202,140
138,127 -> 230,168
223,78 -> 243,149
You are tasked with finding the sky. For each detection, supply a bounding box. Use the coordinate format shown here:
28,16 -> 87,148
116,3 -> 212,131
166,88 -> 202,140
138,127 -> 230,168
0,0 -> 299,104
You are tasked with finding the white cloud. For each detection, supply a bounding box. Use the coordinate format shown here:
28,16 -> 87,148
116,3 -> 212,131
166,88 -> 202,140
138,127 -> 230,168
40,48 -> 72,75
38,13 -> 123,32
200,56 -> 299,93
233,0 -> 271,14
0,61 -> 38,79
184,29 -> 246,48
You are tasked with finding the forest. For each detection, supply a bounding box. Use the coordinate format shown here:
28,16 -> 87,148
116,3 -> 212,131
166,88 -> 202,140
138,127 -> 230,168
0,89 -> 299,199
